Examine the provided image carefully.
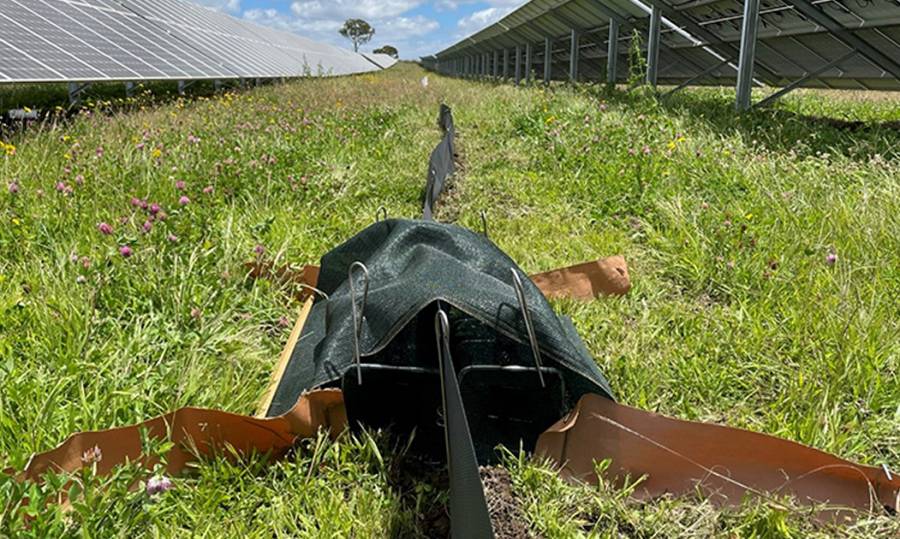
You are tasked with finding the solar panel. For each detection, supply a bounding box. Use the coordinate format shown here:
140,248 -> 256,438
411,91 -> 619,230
363,53 -> 400,70
431,0 -> 900,99
56,0 -> 227,79
0,0 -> 392,84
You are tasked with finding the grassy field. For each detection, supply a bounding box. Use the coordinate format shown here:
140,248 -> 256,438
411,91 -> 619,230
1,62 -> 899,537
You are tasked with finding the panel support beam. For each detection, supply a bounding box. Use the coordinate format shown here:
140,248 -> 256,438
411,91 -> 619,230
525,42 -> 533,84
787,0 -> 900,79
515,45 -> 522,85
642,0 -> 780,85
662,58 -> 731,98
735,0 -> 760,111
544,37 -> 552,84
646,5 -> 661,88
502,49 -> 509,80
607,19 -> 619,85
569,28 -> 580,82
493,50 -> 499,78
67,82 -> 90,107
178,80 -> 198,95
756,50 -> 857,108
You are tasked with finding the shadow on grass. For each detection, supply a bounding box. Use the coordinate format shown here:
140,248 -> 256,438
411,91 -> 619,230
0,79 -> 233,135
661,90 -> 900,159
583,83 -> 900,160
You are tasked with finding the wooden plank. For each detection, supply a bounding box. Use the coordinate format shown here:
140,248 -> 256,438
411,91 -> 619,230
256,297 -> 315,417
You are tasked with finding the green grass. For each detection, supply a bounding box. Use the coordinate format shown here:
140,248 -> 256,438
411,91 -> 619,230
1,63 -> 898,537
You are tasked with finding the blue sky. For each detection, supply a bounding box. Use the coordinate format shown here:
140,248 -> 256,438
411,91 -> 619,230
191,0 -> 527,59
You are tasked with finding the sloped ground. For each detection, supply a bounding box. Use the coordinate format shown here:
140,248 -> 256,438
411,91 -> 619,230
1,63 -> 898,537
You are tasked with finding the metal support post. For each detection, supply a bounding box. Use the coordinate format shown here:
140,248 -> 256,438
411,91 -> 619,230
503,49 -> 510,79
569,28 -> 580,82
735,0 -> 761,111
544,37 -> 552,84
67,82 -> 90,107
525,43 -> 533,84
125,81 -> 135,97
493,50 -> 499,78
647,6 -> 661,87
607,20 -> 619,85
515,45 -> 522,85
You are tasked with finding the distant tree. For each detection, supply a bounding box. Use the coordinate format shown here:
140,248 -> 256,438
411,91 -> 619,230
373,45 -> 399,59
339,19 -> 375,53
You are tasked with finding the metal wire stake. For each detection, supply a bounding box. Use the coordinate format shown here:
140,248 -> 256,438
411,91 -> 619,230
480,210 -> 489,239
511,268 -> 546,387
349,261 -> 370,385
375,206 -> 388,222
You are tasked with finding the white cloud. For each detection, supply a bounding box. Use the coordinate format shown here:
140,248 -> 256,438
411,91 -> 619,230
455,6 -> 516,37
290,0 -> 423,20
436,0 -> 523,10
278,0 -> 440,58
188,0 -> 514,60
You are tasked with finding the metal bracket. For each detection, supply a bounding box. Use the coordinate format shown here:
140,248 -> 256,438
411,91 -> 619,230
756,50 -> 857,108
178,80 -> 199,96
662,58 -> 732,98
510,269 -> 546,387
67,82 -> 91,107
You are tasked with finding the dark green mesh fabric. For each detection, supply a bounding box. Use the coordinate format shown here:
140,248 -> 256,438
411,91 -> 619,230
266,218 -> 613,417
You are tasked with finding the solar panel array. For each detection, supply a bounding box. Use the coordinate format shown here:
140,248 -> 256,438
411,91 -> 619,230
0,0 -> 397,84
428,0 -> 900,93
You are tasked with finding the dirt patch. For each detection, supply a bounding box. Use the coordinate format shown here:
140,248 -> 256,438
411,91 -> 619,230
386,454 -> 538,538
481,466 -> 541,539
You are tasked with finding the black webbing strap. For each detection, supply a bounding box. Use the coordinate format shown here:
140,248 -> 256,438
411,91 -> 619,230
435,307 -> 495,539
423,104 -> 455,220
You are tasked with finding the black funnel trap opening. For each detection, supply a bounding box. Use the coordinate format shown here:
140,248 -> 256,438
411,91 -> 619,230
341,302 -> 566,464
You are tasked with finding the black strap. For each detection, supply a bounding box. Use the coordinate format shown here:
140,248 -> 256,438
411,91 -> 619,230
435,308 -> 495,539
423,105 -> 455,220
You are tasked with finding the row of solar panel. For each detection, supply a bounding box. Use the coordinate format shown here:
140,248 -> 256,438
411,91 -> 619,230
0,0 -> 396,83
429,0 -> 900,91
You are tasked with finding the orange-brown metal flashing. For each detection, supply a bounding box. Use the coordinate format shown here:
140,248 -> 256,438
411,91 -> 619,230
536,393 -> 900,517
530,256 -> 631,300
19,389 -> 346,481
247,256 -> 632,302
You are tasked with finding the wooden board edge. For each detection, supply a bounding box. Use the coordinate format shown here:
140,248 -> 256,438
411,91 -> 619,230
256,297 -> 315,417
